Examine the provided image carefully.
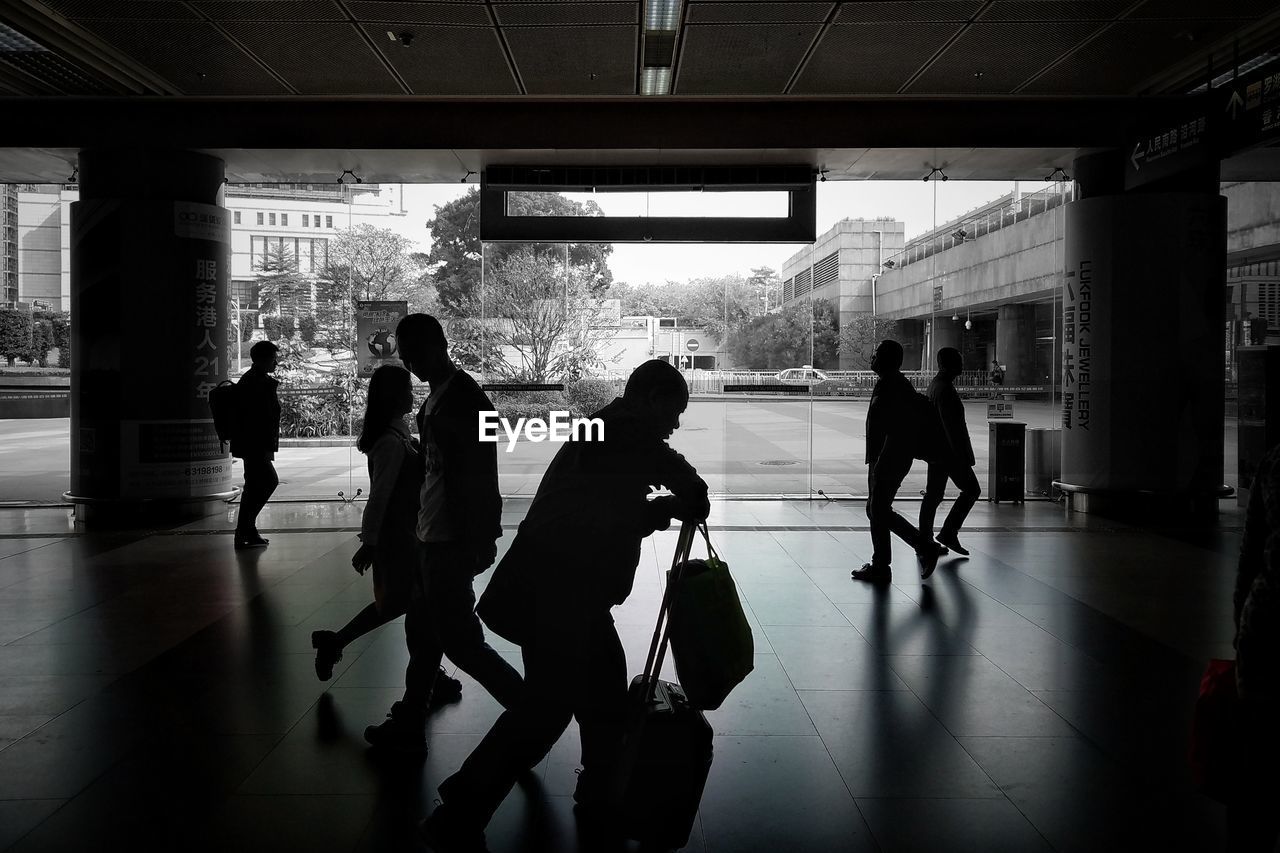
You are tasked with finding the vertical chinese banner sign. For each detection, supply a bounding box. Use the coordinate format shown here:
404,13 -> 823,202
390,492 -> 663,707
71,200 -> 233,501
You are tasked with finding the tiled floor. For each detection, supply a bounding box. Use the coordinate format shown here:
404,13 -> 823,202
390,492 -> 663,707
0,498 -> 1247,852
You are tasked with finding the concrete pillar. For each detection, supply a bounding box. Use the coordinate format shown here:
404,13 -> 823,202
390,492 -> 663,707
927,317 -> 963,371
68,150 -> 235,525
996,304 -> 1036,384
1058,156 -> 1226,516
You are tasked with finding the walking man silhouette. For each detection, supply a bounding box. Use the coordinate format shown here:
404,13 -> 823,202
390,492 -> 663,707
853,339 -> 940,583
919,347 -> 981,557
362,314 -> 522,753
232,340 -> 280,550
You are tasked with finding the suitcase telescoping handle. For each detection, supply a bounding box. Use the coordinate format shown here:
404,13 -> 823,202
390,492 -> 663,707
640,519 -> 698,704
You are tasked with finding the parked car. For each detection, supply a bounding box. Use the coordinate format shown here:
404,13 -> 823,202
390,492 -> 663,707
774,366 -> 860,396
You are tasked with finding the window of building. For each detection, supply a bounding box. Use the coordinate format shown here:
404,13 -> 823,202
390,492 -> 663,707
325,215 -> 333,228
256,212 -> 263,225
250,235 -> 266,269
281,213 -> 288,226
269,213 -> 276,226
233,211 -> 241,225
302,214 -> 309,227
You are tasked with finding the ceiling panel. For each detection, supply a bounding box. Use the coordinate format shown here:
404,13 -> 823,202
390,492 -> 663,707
347,2 -> 492,24
684,3 -> 834,24
677,23 -> 821,94
834,1 -> 982,24
362,24 -> 519,93
0,51 -> 119,94
494,3 -> 638,26
192,1 -> 346,19
978,1 -> 1130,22
792,23 -> 961,93
908,21 -> 1103,93
220,21 -> 403,93
74,19 -> 290,93
1128,0 -> 1278,19
504,25 -> 636,94
1024,19 -> 1241,94
38,0 -> 198,19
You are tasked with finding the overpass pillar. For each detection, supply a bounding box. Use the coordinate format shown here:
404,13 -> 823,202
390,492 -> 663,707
925,317 -> 963,370
996,304 -> 1036,384
1057,151 -> 1226,517
67,150 -> 236,526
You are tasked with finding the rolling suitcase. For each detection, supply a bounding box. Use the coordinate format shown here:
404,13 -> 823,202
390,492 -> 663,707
612,520 -> 715,850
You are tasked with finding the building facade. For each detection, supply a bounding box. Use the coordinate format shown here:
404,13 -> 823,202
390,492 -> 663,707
779,218 -> 905,369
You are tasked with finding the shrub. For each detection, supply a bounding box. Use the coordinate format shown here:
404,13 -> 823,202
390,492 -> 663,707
262,314 -> 293,341
489,389 -> 567,424
0,308 -> 32,366
49,313 -> 70,366
565,378 -> 620,418
25,319 -> 53,366
298,314 -> 318,345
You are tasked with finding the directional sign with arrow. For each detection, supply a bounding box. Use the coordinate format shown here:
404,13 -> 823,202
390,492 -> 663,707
1123,98 -> 1210,190
1218,64 -> 1280,157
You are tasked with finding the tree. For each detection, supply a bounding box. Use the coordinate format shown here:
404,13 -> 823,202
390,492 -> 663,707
746,266 -> 782,315
256,240 -> 309,318
0,308 -> 33,367
452,247 -> 617,382
329,224 -> 417,302
838,313 -> 899,370
726,298 -> 839,370
606,274 -> 770,342
424,188 -> 614,314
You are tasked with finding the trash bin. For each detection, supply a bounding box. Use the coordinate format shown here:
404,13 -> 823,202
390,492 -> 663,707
1025,428 -> 1061,496
988,422 -> 1025,503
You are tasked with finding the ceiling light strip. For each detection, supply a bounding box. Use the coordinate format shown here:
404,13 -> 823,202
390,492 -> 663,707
640,0 -> 683,95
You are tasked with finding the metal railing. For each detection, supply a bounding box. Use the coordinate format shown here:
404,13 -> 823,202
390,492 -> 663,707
882,184 -> 1073,271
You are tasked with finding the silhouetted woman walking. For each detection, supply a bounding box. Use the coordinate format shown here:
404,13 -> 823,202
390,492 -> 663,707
311,365 -> 461,705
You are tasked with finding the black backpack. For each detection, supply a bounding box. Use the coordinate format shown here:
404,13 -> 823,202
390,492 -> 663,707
208,380 -> 239,452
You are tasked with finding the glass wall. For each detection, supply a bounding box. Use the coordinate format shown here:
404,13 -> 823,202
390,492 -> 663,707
9,176 -> 1264,507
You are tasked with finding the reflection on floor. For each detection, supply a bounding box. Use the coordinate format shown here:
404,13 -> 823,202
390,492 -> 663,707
0,499 -> 1245,851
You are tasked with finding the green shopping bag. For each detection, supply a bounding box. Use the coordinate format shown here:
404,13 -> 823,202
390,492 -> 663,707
665,522 -> 754,711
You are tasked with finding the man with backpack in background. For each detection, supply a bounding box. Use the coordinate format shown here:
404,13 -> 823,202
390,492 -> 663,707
852,339 -> 947,583
230,340 -> 281,550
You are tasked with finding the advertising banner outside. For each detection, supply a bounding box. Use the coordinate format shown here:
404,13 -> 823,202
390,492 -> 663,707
356,300 -> 409,377
71,199 -> 233,501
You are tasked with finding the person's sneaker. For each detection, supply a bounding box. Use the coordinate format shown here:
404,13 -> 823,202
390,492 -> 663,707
419,806 -> 489,853
429,668 -> 463,709
851,563 -> 891,584
233,535 -> 268,550
937,532 -> 970,556
311,630 -> 342,681
363,702 -> 426,754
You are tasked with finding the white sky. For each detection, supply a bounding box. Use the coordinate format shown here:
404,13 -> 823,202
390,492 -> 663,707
396,179 -> 1035,286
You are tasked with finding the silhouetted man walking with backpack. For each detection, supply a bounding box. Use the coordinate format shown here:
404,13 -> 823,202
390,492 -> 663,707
853,339 -> 946,583
232,340 -> 281,550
